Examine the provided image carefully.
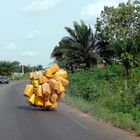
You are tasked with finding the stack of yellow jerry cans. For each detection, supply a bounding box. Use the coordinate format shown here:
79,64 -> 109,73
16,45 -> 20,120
23,64 -> 69,109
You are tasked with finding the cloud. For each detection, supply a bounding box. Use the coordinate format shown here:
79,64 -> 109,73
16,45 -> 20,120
21,51 -> 38,57
23,0 -> 61,13
81,0 -> 128,22
25,30 -> 41,40
5,43 -> 17,49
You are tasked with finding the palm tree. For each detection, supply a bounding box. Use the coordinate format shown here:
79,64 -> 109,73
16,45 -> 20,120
51,39 -> 71,68
65,21 -> 98,67
51,21 -> 99,70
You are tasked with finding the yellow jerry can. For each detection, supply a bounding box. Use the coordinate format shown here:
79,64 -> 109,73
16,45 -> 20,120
35,97 -> 44,107
49,79 -> 59,90
28,94 -> 36,105
32,80 -> 39,88
60,77 -> 69,87
37,71 -> 43,77
24,84 -> 33,97
33,87 -> 37,95
33,72 -> 38,80
48,64 -> 60,74
23,64 -> 68,109
50,94 -> 58,102
44,100 -> 53,108
29,72 -> 35,80
45,69 -> 52,78
42,83 -> 51,96
38,75 -> 49,84
53,69 -> 68,80
51,102 -> 58,109
57,82 -> 65,94
34,71 -> 43,80
37,85 -> 43,97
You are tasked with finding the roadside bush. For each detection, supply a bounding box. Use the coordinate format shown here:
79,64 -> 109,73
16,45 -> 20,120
66,65 -> 140,132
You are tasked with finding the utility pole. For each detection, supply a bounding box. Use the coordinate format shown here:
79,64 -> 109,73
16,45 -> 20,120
22,65 -> 24,75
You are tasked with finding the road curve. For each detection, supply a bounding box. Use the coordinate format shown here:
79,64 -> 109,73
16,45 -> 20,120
0,81 -> 139,140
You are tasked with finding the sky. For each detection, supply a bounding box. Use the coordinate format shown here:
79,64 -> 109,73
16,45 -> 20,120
0,0 -> 127,67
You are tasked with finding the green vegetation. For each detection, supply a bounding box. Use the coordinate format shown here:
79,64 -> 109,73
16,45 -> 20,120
52,0 -> 140,76
51,0 -> 140,133
0,61 -> 21,76
96,0 -> 140,76
0,61 -> 43,77
51,21 -> 98,71
20,73 -> 29,80
65,65 -> 140,133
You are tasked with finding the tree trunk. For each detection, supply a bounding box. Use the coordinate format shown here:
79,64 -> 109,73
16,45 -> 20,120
124,65 -> 131,77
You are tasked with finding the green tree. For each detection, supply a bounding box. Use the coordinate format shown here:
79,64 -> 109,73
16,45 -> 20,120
96,0 -> 140,76
0,61 -> 21,76
36,65 -> 43,71
11,61 -> 21,72
30,65 -> 43,71
51,39 -> 71,69
52,21 -> 100,71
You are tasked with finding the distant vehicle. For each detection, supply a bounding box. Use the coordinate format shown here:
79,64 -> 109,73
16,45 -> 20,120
0,76 -> 9,84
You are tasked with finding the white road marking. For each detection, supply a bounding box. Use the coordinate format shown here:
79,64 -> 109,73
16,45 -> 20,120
71,119 -> 89,130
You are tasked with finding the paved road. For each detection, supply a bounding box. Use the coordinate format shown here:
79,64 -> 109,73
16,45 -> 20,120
0,81 -> 139,140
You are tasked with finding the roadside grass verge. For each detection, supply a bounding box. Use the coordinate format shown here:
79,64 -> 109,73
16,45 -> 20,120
64,65 -> 140,135
63,94 -> 140,135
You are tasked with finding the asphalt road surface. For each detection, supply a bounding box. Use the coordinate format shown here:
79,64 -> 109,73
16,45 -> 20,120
0,81 -> 139,140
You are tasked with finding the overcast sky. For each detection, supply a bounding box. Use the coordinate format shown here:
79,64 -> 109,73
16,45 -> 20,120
0,0 -> 127,67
